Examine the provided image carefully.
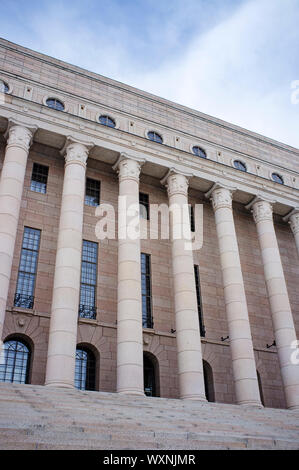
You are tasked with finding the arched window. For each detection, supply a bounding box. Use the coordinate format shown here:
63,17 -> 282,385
257,370 -> 265,406
147,131 -> 163,144
192,146 -> 207,158
271,173 -> 284,185
98,115 -> 116,128
46,98 -> 65,111
0,80 -> 9,93
233,160 -> 247,172
75,346 -> 96,391
0,338 -> 31,384
203,360 -> 215,402
143,353 -> 159,397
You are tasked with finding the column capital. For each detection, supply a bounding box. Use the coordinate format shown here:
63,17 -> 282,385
205,183 -> 236,211
246,196 -> 274,224
160,168 -> 193,197
4,119 -> 37,152
113,153 -> 145,182
283,208 -> 299,235
60,136 -> 94,168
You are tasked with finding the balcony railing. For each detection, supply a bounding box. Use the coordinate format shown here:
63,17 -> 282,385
14,293 -> 34,309
79,304 -> 97,320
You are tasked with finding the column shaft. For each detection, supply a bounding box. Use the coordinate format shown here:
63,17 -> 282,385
288,211 -> 299,256
45,140 -> 91,388
114,155 -> 144,395
251,199 -> 299,410
0,123 -> 36,342
164,171 -> 206,400
208,185 -> 261,406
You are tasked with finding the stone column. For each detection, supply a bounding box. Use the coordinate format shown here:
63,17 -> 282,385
247,197 -> 299,410
113,153 -> 145,395
45,138 -> 93,388
283,209 -> 299,257
161,169 -> 206,400
0,121 -> 36,344
206,184 -> 262,407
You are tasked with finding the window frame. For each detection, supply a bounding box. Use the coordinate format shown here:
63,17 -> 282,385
30,162 -> 49,194
75,346 -> 96,391
98,114 -> 116,128
139,192 -> 150,220
141,253 -> 153,329
194,265 -> 205,337
79,240 -> 98,320
14,227 -> 41,310
233,160 -> 247,172
192,146 -> 207,159
0,337 -> 31,384
147,131 -> 163,144
85,177 -> 101,207
271,172 -> 284,185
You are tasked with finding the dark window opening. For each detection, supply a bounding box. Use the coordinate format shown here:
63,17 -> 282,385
79,241 -> 98,319
139,192 -> 149,220
75,347 -> 96,391
192,146 -> 206,158
189,205 -> 195,232
98,115 -> 116,128
144,353 -> 159,397
141,253 -> 153,329
194,265 -> 205,337
203,360 -> 215,402
233,160 -> 247,172
257,370 -> 265,406
147,131 -> 163,144
14,227 -> 41,309
30,163 -> 49,194
0,80 -> 9,93
271,173 -> 284,185
46,98 -> 64,111
0,338 -> 31,384
85,178 -> 100,207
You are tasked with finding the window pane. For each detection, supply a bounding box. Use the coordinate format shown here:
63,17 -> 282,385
14,228 -> 41,309
85,178 -> 100,206
141,253 -> 153,328
75,348 -> 96,390
0,340 -> 30,384
139,193 -> 149,220
30,163 -> 49,193
79,241 -> 98,319
194,265 -> 205,337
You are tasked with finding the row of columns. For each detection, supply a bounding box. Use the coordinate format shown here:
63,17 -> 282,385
0,121 -> 298,409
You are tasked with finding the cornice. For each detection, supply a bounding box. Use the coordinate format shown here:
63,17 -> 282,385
0,40 -> 298,158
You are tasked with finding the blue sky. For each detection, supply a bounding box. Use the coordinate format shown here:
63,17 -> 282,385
1,0 -> 299,148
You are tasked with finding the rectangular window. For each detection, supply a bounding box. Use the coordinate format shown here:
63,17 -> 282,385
85,178 -> 100,206
139,192 -> 149,220
14,227 -> 41,309
194,265 -> 205,337
189,205 -> 195,232
30,163 -> 49,194
79,240 -> 98,319
141,253 -> 153,328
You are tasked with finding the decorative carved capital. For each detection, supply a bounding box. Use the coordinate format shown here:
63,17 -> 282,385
113,153 -> 144,182
252,199 -> 273,224
61,137 -> 94,167
289,211 -> 299,235
208,185 -> 233,211
160,168 -> 192,198
5,123 -> 36,152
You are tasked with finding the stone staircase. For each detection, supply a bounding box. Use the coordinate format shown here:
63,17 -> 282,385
0,383 -> 298,450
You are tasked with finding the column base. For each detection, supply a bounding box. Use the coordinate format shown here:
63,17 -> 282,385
117,389 -> 145,397
180,394 -> 207,402
45,382 -> 75,389
238,400 -> 263,409
287,405 -> 299,411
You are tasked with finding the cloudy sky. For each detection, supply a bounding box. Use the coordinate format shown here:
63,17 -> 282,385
1,0 -> 299,148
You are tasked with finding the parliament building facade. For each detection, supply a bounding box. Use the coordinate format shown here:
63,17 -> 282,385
0,38 -> 298,411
